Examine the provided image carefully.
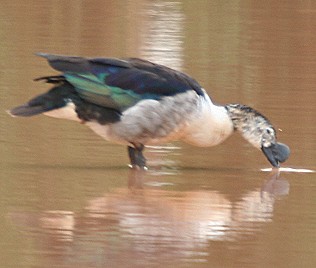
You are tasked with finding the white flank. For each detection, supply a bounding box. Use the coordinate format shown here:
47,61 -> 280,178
43,102 -> 81,122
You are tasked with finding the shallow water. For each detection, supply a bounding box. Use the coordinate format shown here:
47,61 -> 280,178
1,1 -> 316,267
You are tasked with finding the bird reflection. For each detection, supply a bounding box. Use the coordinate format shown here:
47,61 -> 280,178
261,168 -> 290,199
9,169 -> 289,266
128,167 -> 145,189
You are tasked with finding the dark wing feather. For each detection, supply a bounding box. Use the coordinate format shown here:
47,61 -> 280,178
37,53 -> 204,111
125,58 -> 204,95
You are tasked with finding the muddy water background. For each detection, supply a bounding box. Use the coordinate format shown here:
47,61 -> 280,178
1,1 -> 315,267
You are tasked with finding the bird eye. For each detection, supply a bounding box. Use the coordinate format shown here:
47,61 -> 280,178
266,128 -> 273,135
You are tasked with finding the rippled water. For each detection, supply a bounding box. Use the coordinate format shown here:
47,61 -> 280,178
1,1 -> 316,267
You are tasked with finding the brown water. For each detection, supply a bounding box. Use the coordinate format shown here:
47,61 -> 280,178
1,1 -> 316,267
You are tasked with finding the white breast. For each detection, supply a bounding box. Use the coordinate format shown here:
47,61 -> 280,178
182,94 -> 234,147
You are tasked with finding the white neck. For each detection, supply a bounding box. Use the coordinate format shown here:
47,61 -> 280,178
182,93 -> 234,147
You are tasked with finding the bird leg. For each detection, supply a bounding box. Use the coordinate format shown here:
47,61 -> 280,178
127,144 -> 147,169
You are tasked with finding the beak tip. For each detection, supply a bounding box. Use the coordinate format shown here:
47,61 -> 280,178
276,142 -> 290,163
262,142 -> 290,167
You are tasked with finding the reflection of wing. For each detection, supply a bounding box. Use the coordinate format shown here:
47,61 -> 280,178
38,53 -> 203,112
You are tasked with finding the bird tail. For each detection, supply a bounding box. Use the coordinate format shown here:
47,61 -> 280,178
9,102 -> 50,117
8,80 -> 75,117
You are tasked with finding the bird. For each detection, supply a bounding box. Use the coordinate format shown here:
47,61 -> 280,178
9,53 -> 290,169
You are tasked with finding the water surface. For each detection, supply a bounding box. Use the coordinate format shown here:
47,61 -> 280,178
1,1 -> 315,267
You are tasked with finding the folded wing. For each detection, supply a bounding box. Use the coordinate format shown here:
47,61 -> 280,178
37,53 -> 203,112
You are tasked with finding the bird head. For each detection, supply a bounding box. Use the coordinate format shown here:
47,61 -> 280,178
226,104 -> 290,167
260,127 -> 290,167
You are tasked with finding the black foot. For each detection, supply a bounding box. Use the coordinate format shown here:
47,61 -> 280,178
128,145 -> 147,169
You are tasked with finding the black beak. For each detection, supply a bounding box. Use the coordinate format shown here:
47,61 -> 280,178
262,142 -> 290,167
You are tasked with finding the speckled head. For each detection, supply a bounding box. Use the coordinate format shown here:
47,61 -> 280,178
225,104 -> 290,167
